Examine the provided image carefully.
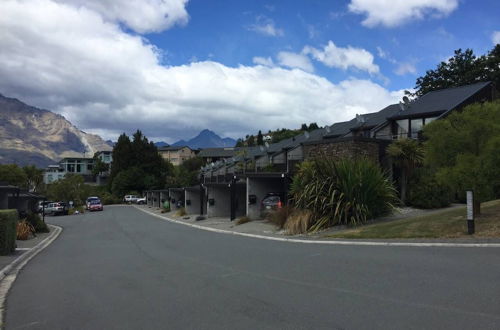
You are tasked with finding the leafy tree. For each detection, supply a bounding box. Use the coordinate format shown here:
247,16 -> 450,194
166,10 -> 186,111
300,123 -> 308,131
414,45 -> 500,96
257,130 -> 263,145
235,138 -> 244,147
308,122 -> 319,131
91,158 -> 109,177
271,128 -> 299,143
0,164 -> 27,187
109,133 -> 133,184
387,139 -> 424,204
47,174 -> 87,205
247,135 -> 255,147
109,130 -> 173,195
23,165 -> 44,192
111,167 -> 146,197
423,101 -> 500,214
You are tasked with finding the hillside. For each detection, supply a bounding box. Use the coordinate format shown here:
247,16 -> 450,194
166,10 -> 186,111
0,93 -> 112,167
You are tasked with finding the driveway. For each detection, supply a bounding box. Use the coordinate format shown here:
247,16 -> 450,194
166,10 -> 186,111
5,206 -> 500,329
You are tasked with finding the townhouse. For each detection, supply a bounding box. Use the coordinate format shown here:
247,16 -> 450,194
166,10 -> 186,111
146,81 -> 497,220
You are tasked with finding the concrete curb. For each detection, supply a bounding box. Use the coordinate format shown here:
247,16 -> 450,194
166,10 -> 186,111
0,224 -> 62,328
135,206 -> 500,248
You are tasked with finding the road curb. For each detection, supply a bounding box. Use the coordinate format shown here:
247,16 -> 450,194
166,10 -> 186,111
0,224 -> 62,329
135,206 -> 500,248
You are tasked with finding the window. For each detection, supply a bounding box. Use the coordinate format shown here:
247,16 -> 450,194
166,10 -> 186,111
395,119 -> 409,138
424,117 -> 438,125
410,118 -> 424,138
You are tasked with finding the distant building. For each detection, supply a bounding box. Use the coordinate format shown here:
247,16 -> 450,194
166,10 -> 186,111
158,146 -> 195,166
197,147 -> 238,164
95,150 -> 112,164
43,156 -> 96,184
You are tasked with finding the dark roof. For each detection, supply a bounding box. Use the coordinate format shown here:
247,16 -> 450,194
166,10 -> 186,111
158,145 -> 192,152
323,118 -> 358,139
389,81 -> 491,119
353,104 -> 400,130
197,147 -> 237,158
272,128 -> 328,155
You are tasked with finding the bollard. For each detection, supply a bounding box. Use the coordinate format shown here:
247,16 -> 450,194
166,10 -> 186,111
466,190 -> 474,235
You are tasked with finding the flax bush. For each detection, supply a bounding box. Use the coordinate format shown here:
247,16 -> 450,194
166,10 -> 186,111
291,157 -> 398,232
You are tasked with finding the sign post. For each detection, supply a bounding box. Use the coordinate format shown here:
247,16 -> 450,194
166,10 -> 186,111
466,190 -> 474,235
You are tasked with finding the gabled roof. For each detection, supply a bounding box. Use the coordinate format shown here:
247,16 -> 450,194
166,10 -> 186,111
353,104 -> 401,130
389,81 -> 491,119
158,145 -> 192,152
323,118 -> 358,139
197,147 -> 237,158
271,128 -> 329,156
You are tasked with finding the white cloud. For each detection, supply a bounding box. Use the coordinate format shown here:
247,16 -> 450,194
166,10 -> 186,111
253,56 -> 274,67
493,31 -> 500,45
0,0 -> 404,142
247,16 -> 284,37
276,52 -> 314,72
395,63 -> 417,76
304,41 -> 379,74
55,0 -> 189,33
348,0 -> 459,28
376,46 -> 389,60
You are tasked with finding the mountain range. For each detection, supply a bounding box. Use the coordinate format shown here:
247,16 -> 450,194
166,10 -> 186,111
0,93 -> 236,168
0,94 -> 112,168
169,129 -> 236,149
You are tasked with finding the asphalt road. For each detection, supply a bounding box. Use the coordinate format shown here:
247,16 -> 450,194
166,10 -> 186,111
5,206 -> 500,329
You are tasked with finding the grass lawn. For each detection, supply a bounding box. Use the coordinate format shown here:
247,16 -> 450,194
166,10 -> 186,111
326,199 -> 500,239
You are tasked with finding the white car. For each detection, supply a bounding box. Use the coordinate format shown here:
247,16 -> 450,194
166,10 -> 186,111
123,195 -> 139,204
136,197 -> 146,205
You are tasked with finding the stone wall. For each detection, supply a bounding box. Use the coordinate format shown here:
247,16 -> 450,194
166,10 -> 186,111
303,139 -> 381,164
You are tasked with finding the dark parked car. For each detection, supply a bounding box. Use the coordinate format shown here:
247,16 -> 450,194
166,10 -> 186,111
45,202 -> 69,216
260,193 -> 284,217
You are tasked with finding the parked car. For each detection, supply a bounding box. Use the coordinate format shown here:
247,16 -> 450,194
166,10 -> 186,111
45,202 -> 69,216
260,193 -> 284,217
37,201 -> 54,213
123,195 -> 139,204
136,197 -> 146,205
86,196 -> 100,210
88,199 -> 103,211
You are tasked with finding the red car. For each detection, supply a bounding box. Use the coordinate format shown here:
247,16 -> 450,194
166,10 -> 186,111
88,199 -> 103,211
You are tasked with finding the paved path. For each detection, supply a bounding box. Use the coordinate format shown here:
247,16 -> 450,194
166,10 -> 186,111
5,206 -> 500,329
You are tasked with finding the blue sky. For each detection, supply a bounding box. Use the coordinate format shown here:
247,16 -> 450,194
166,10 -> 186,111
0,0 -> 499,142
151,0 -> 499,90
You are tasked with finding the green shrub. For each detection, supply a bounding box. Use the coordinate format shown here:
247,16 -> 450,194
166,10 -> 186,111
0,210 -> 18,255
291,158 -> 398,232
26,212 -> 50,233
408,168 -> 451,209
100,192 -> 122,205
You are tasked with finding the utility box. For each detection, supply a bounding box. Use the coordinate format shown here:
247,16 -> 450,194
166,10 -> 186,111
248,194 -> 257,205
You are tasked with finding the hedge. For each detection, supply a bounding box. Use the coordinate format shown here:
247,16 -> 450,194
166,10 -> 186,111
0,209 -> 18,255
